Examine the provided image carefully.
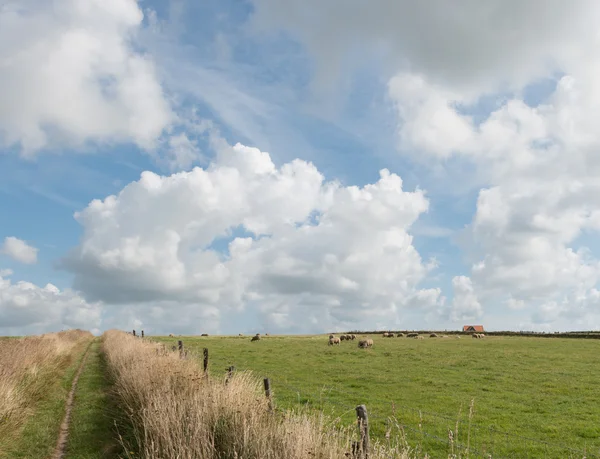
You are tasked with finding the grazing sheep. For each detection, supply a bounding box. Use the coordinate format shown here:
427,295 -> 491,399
382,332 -> 389,337
201,333 -> 209,337
430,333 -> 438,338
329,337 -> 341,345
238,334 -> 244,337
251,334 -> 261,342
329,334 -> 335,339
406,332 -> 418,338
350,334 -> 356,340
397,333 -> 405,337
472,333 -> 483,339
345,334 -> 352,340
168,333 -> 174,337
358,339 -> 374,348
480,333 -> 486,338
415,335 -> 425,340
265,333 -> 270,336
340,335 -> 347,341
441,335 -> 449,338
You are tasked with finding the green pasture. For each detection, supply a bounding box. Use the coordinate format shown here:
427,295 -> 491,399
153,334 -> 600,458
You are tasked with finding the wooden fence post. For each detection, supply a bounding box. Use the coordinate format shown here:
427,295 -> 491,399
225,366 -> 235,384
356,405 -> 369,458
178,340 -> 184,359
203,348 -> 209,379
264,378 -> 273,412
141,330 -> 144,338
132,329 -> 136,337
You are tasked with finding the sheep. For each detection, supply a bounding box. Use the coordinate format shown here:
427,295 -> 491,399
415,335 -> 425,340
251,334 -> 261,342
430,333 -> 438,338
329,334 -> 335,339
480,333 -> 486,338
358,339 -> 373,348
397,333 -> 405,337
340,335 -> 347,341
329,337 -> 341,345
345,334 -> 352,340
168,333 -> 174,337
382,332 -> 389,337
406,332 -> 418,338
455,335 -> 461,339
238,333 -> 244,337
350,334 -> 356,340
201,333 -> 209,337
265,333 -> 270,336
472,333 -> 483,339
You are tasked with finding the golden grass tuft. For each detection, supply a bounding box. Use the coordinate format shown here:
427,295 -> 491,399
0,329 -> 93,451
103,330 -> 414,458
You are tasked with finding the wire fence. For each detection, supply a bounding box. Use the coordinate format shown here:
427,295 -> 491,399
154,339 -> 599,459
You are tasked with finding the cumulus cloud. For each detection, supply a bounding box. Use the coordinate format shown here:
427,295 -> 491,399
450,276 -> 482,322
0,0 -> 173,155
61,141 -> 441,333
1,237 -> 38,264
377,8 -> 600,328
0,270 -> 101,335
249,0 -> 600,96
250,0 -> 600,327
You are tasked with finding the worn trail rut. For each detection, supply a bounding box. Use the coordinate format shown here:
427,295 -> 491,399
51,340 -> 94,459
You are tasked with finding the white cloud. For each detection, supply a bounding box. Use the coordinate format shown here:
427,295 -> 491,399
1,237 -> 38,264
249,0 -> 600,96
450,276 -> 482,322
250,0 -> 600,328
0,0 -> 173,155
164,132 -> 202,171
0,270 -> 101,335
62,141 -> 442,333
379,6 -> 600,328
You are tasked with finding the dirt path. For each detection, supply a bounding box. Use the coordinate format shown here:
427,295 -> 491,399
51,340 -> 94,459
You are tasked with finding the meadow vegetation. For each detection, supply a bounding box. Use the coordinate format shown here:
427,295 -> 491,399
153,334 -> 600,458
104,330 -> 414,458
0,329 -> 93,457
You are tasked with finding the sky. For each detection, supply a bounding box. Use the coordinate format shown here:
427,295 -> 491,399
2,0 -> 600,335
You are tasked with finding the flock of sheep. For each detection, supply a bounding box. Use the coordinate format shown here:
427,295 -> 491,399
327,331 -> 484,347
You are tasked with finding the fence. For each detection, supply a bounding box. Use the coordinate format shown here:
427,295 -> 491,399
140,334 -> 598,459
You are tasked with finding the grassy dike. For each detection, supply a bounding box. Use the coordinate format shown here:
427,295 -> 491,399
64,338 -> 122,459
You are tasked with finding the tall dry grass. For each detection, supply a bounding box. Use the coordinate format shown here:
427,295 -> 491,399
0,329 -> 93,449
103,330 -> 414,459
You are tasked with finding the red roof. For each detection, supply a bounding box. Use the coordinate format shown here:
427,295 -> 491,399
463,325 -> 485,332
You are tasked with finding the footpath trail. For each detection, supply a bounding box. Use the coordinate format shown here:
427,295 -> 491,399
61,338 -> 121,459
51,341 -> 93,459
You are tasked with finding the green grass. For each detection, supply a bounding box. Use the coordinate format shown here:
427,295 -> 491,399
64,338 -> 122,459
2,340 -> 92,459
153,334 -> 600,458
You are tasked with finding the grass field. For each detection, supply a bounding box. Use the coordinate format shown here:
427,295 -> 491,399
153,334 -> 600,458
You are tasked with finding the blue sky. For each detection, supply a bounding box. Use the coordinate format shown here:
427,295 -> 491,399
2,0 -> 600,335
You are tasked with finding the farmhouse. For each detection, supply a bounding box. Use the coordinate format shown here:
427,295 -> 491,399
463,325 -> 484,333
